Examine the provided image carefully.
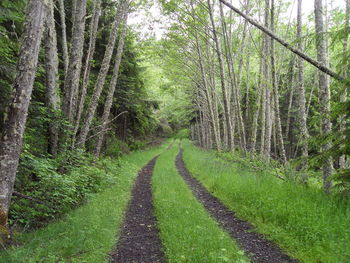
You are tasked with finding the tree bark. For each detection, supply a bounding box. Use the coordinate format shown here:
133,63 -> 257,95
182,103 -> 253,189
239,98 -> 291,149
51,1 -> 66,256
77,1 -> 126,148
0,0 -> 46,221
314,0 -> 333,193
262,0 -> 272,158
192,20 -> 221,151
95,6 -> 129,157
45,0 -> 61,157
208,0 -> 234,151
73,0 -> 102,145
285,57 -> 296,159
57,0 -> 69,75
62,0 -> 87,122
339,0 -> 350,168
219,1 -> 246,150
270,0 -> 287,163
250,55 -> 263,152
296,0 -> 309,178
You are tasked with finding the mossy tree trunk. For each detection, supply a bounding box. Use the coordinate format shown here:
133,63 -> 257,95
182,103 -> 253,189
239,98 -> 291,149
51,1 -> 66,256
0,0 -> 46,223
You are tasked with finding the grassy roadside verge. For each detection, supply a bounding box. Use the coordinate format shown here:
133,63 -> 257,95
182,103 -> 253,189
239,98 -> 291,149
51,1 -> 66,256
0,141 -> 170,263
152,143 -> 248,263
181,140 -> 350,263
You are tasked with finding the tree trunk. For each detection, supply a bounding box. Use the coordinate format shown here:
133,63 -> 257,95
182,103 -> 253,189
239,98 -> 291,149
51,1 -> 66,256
219,1 -> 246,150
250,56 -> 263,151
77,2 -> 126,148
270,0 -> 287,163
296,0 -> 309,179
285,57 -> 296,159
339,0 -> 350,168
45,0 -> 61,157
73,0 -> 102,145
262,0 -> 272,158
63,0 -> 87,122
314,0 -> 333,193
57,0 -> 69,75
95,6 -> 129,157
0,0 -> 46,222
193,27 -> 221,151
208,0 -> 234,151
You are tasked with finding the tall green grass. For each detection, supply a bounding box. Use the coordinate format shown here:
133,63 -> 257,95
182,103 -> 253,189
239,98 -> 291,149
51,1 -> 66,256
182,140 -> 350,263
0,142 -> 169,263
152,144 -> 248,263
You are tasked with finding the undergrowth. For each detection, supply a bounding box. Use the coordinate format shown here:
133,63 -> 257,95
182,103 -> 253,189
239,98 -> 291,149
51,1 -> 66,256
152,143 -> 248,263
0,142 -> 169,262
182,140 -> 350,263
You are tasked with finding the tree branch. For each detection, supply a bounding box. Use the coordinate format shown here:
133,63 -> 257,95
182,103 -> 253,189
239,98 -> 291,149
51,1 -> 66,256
13,191 -> 47,206
219,0 -> 345,82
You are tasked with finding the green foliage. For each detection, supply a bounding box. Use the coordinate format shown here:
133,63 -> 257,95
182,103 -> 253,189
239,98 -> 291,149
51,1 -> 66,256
1,142 -> 169,262
173,128 -> 190,139
182,140 -> 350,262
153,143 -> 248,263
0,0 -> 26,134
104,134 -> 130,158
11,148 -> 117,228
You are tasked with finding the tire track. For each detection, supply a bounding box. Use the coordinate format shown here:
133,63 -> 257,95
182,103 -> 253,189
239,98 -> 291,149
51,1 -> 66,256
176,148 -> 297,263
110,157 -> 166,263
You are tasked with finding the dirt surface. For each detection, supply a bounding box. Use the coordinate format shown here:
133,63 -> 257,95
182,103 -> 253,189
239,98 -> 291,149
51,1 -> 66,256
110,157 -> 166,263
176,148 -> 297,263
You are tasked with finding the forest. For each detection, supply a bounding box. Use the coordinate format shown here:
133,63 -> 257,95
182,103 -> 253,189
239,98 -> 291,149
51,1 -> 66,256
0,0 -> 349,262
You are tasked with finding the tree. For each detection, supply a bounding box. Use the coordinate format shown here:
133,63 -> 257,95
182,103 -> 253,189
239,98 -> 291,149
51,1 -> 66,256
208,0 -> 234,151
73,0 -> 102,144
0,0 -> 46,222
77,0 -> 128,148
62,0 -> 87,122
45,0 -> 61,156
296,0 -> 309,180
314,0 -> 333,193
95,4 -> 129,157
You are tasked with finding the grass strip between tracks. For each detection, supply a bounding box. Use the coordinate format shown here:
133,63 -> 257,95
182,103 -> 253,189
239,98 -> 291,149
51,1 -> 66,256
152,144 -> 248,263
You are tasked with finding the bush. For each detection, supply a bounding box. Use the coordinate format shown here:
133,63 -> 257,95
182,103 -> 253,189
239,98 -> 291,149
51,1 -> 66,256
104,137 -> 130,158
11,150 -> 119,228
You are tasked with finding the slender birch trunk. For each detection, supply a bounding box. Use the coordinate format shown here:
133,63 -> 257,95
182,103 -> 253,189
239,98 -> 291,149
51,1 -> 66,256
73,0 -> 102,145
219,1 -> 246,150
339,0 -> 350,168
77,2 -> 126,148
193,31 -> 221,151
208,0 -> 234,150
250,56 -> 263,151
296,0 -> 309,178
58,0 -> 69,75
45,0 -> 61,157
0,0 -> 46,221
314,0 -> 333,193
285,57 -> 296,159
261,0 -> 271,158
95,6 -> 129,157
63,0 -> 87,122
270,0 -> 287,163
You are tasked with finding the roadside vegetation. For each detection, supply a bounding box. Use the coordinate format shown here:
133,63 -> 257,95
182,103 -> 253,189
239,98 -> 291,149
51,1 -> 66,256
182,140 -> 350,262
0,143 -> 168,262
